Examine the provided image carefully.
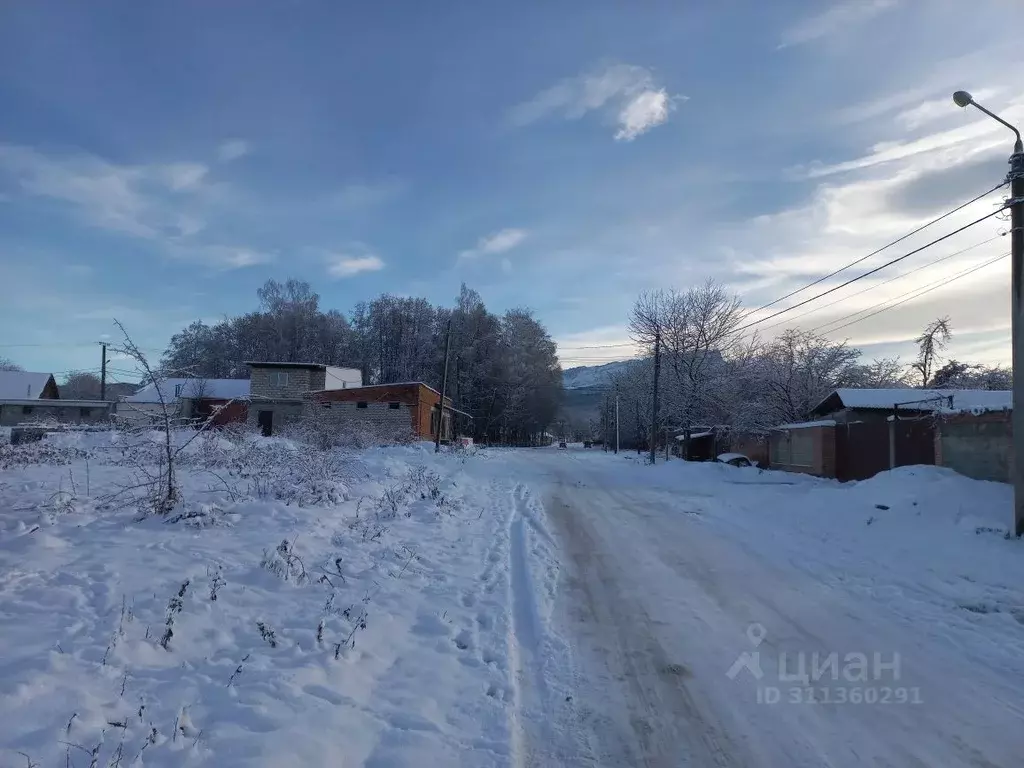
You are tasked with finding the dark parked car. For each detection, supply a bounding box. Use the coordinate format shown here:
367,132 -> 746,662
559,441 -> 567,449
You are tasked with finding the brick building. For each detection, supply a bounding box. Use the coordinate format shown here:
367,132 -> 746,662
311,382 -> 470,442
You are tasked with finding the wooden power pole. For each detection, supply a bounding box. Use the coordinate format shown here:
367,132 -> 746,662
435,319 -> 452,454
650,331 -> 660,465
99,341 -> 108,401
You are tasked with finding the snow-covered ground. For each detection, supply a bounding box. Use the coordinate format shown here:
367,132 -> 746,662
3,435 -> 1023,766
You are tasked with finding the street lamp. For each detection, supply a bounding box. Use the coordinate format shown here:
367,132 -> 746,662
953,89 -> 1024,535
953,90 -> 1023,152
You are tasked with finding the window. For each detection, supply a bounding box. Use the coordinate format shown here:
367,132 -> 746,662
271,371 -> 290,387
174,384 -> 184,397
357,402 -> 368,409
22,406 -> 33,415
388,402 -> 401,410
320,401 -> 331,409
80,408 -> 92,418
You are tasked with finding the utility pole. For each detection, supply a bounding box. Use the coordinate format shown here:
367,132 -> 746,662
603,394 -> 609,452
614,387 -> 620,455
1012,139 -> 1024,535
953,91 -> 1024,535
435,319 -> 452,454
98,342 -> 108,401
650,331 -> 661,465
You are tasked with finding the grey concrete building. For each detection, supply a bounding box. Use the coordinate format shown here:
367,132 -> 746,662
247,362 -> 362,435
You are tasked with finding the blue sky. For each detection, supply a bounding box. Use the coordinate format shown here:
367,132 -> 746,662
1,0 -> 1022,380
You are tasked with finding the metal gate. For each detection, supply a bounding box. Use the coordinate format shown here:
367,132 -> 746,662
893,417 -> 935,468
836,418 -> 935,482
835,421 -> 890,482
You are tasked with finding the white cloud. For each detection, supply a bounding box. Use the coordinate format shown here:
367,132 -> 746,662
217,139 -> 250,162
615,89 -> 673,142
779,0 -> 897,48
797,97 -> 1021,179
459,228 -> 528,259
0,144 -> 213,239
326,253 -> 385,278
0,144 -> 278,271
509,63 -> 682,141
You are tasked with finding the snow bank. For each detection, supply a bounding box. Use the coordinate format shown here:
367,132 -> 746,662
0,434 -> 519,767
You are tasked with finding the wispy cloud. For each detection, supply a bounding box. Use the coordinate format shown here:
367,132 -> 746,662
197,245 -> 275,269
459,228 -> 528,259
779,0 -> 897,48
326,253 -> 385,278
509,63 -> 682,141
0,144 -> 272,270
333,179 -> 407,210
217,139 -> 250,162
0,143 -> 209,239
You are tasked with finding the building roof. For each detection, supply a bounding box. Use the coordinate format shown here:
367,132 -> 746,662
0,370 -> 54,400
245,361 -> 327,370
813,388 -> 1012,416
0,398 -> 114,407
773,419 -> 837,430
123,378 -> 250,403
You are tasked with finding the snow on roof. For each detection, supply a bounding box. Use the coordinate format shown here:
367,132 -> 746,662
820,388 -> 1011,413
245,361 -> 326,369
0,370 -> 54,400
675,430 -> 713,440
123,378 -> 250,403
773,419 -> 836,430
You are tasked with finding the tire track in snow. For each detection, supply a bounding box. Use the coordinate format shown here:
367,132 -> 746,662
507,482 -> 556,767
506,482 -> 586,767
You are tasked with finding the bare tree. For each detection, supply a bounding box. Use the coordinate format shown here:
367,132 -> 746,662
0,356 -> 22,371
111,324 -> 239,516
910,316 -> 952,387
61,371 -> 103,400
629,280 -> 744,435
852,357 -> 912,388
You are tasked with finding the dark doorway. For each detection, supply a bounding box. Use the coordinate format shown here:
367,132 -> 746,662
257,410 -> 273,437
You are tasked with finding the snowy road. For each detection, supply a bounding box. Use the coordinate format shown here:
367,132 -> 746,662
5,438 -> 1024,767
485,447 -> 1024,767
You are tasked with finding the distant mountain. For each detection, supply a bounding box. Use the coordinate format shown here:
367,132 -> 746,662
562,360 -> 634,390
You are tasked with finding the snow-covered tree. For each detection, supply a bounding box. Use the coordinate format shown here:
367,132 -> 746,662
0,357 -> 22,371
910,316 -> 952,387
629,280 -> 744,434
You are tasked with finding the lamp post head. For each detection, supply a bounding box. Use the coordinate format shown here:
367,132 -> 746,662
953,90 -> 974,108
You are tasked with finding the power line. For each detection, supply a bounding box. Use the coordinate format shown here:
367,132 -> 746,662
740,182 -> 1007,318
757,234 -> 1004,333
734,207 -> 1006,334
558,342 -> 636,350
817,251 -> 1009,337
